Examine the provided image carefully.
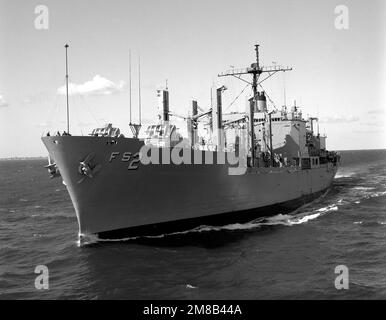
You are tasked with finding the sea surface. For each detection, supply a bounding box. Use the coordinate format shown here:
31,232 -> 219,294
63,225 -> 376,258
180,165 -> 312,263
1,149 -> 386,299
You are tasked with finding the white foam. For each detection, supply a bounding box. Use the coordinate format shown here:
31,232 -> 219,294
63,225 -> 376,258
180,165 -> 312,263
77,233 -> 100,246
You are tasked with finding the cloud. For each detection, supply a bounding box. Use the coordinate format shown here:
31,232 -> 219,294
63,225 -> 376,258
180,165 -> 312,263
34,120 -> 66,128
34,121 -> 53,128
0,95 -> 9,107
57,75 -> 126,96
319,114 -> 359,124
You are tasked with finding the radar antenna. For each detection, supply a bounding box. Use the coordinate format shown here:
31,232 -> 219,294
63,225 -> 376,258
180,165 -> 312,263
64,43 -> 70,134
217,44 -> 292,166
218,44 -> 292,99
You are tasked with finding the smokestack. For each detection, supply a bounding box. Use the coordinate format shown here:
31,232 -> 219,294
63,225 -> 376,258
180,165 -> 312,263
211,85 -> 226,149
249,96 -> 255,166
192,100 -> 198,117
216,87 -> 223,130
188,100 -> 198,146
157,89 -> 169,121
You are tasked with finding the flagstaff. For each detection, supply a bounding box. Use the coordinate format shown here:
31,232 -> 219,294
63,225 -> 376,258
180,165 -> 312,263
65,43 -> 70,134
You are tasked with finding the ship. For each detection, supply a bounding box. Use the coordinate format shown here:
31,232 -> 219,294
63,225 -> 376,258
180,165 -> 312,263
42,44 -> 340,240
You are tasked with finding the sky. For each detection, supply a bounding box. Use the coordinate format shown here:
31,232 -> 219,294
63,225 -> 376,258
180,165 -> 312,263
0,0 -> 385,157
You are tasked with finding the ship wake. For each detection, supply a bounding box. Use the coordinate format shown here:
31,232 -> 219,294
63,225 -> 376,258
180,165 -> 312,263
78,183 -> 386,245
81,200 -> 340,246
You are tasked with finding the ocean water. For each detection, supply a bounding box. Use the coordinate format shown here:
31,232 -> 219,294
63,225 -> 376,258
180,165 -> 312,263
1,149 -> 386,300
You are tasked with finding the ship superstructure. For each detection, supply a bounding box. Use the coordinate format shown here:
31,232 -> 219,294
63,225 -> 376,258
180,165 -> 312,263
42,45 -> 340,240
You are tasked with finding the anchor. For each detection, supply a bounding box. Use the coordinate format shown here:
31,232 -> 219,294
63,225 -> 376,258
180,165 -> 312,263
77,152 -> 102,184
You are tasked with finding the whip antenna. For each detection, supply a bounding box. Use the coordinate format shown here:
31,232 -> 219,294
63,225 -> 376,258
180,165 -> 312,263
129,50 -> 132,124
283,72 -> 287,107
138,54 -> 142,125
129,52 -> 142,138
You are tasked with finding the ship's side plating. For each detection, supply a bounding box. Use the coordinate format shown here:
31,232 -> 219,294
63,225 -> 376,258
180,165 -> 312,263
42,136 -> 337,237
41,44 -> 340,239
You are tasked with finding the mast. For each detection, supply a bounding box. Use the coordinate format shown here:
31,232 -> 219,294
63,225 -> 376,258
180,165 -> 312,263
129,52 -> 142,138
283,72 -> 287,107
218,44 -> 292,167
309,117 -> 319,134
65,44 -> 70,133
138,54 -> 142,125
317,119 -> 320,136
268,112 -> 274,167
252,44 -> 260,98
249,44 -> 259,166
129,50 -> 132,124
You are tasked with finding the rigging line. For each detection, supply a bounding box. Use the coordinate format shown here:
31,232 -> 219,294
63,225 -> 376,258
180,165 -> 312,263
258,83 -> 278,111
74,94 -> 87,126
257,71 -> 279,86
46,95 -> 60,133
129,50 -> 132,124
138,53 -> 142,125
45,93 -> 59,124
225,83 -> 250,111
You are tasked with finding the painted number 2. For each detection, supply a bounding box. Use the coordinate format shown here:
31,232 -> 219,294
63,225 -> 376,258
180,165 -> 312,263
122,152 -> 140,170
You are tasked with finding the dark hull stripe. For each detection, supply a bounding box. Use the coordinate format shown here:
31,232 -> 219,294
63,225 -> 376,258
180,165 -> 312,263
97,188 -> 328,240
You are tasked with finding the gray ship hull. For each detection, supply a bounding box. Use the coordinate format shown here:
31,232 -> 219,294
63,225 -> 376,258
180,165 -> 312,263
42,136 -> 338,239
